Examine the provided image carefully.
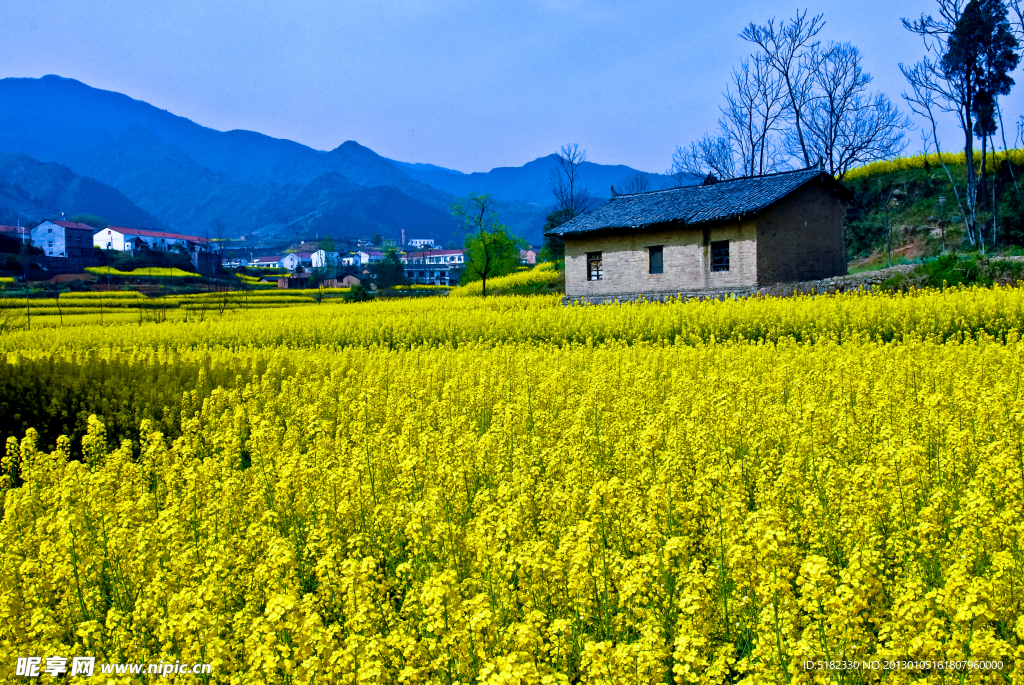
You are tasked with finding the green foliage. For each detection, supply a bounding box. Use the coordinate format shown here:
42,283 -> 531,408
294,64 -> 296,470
998,189 -> 1024,245
67,214 -> 107,229
462,231 -> 522,288
0,354 -> 240,461
369,249 -> 408,290
343,284 -> 372,302
453,193 -> 524,296
98,246 -> 196,272
540,208 -> 571,265
842,157 -> 1024,258
880,253 -> 1024,289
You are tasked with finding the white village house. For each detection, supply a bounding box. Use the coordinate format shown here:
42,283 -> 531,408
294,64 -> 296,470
356,250 -> 386,265
311,250 -> 342,268
94,227 -> 218,255
251,256 -> 284,269
281,252 -> 313,271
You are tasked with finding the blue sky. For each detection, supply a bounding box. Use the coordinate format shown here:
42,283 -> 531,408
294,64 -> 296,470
7,0 -> 1024,173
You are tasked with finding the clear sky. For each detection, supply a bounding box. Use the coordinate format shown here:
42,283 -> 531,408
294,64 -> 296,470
7,0 -> 1024,173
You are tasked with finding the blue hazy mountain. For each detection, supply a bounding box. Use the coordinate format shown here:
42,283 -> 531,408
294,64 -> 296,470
0,152 -> 168,231
0,75 -> 687,244
388,155 -> 682,207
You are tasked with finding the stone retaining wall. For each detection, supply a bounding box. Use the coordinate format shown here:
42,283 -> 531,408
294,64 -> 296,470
562,264 -> 918,305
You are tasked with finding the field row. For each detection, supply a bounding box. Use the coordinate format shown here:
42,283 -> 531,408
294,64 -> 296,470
4,284 -> 1024,348
0,338 -> 1021,683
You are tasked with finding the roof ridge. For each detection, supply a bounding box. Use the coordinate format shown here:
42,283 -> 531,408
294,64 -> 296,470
613,166 -> 822,198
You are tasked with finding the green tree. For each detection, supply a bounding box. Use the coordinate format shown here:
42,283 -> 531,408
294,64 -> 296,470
540,208 -> 573,266
453,193 -> 523,297
944,0 -> 1019,242
369,249 -> 408,290
904,0 -> 1020,251
68,214 -> 107,229
371,232 -> 383,247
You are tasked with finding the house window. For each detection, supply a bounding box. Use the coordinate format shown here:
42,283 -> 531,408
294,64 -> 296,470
710,241 -> 730,272
649,246 -> 663,274
587,252 -> 603,281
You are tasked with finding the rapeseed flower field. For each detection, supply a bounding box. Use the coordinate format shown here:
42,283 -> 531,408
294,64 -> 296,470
0,286 -> 1022,683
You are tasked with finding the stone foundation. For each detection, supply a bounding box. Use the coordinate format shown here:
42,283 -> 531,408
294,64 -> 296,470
561,265 -> 917,306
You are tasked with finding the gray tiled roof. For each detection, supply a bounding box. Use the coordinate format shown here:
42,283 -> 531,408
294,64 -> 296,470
547,168 -> 848,236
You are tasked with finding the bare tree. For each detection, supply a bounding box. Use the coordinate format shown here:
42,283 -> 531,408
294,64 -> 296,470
721,53 -> 788,176
670,134 -> 737,181
551,144 -> 594,217
619,170 -> 651,194
803,42 -> 911,178
740,10 -> 826,167
678,11 -> 907,182
903,64 -> 972,246
1007,0 -> 1024,37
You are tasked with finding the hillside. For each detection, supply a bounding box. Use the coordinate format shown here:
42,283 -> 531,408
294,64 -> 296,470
389,155 -> 685,207
0,152 -> 167,230
0,75 -> 682,245
843,150 -> 1024,265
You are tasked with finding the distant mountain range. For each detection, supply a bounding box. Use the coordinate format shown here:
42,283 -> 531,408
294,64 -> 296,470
0,75 -> 689,245
0,152 -> 167,230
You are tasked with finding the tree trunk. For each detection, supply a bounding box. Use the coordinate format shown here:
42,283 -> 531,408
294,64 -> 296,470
964,126 -> 978,248
979,133 -> 988,212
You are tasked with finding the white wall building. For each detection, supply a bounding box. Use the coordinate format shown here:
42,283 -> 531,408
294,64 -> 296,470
357,250 -> 385,265
400,249 -> 464,285
280,252 -> 313,271
408,239 -> 435,248
32,220 -> 95,258
311,250 -> 341,268
251,256 -> 284,269
94,226 -> 218,254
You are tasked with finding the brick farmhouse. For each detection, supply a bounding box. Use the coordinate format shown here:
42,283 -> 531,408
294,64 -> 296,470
547,167 -> 852,301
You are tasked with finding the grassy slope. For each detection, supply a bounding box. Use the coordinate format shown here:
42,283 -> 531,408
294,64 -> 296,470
843,150 -> 1024,268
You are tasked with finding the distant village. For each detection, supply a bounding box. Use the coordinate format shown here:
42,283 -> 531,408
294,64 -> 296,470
0,219 -> 541,288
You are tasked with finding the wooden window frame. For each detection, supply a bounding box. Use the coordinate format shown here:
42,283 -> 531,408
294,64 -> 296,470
710,240 -> 730,272
586,251 -> 603,281
648,245 -> 664,274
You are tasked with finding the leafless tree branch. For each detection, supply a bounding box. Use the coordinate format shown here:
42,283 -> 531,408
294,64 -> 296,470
740,10 -> 826,167
550,144 -> 594,218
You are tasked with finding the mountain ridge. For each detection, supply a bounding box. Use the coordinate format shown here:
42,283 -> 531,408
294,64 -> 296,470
0,75 -> 688,244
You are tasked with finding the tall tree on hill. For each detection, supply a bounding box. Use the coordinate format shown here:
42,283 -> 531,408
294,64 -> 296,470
453,193 -> 522,297
902,0 -> 1020,251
